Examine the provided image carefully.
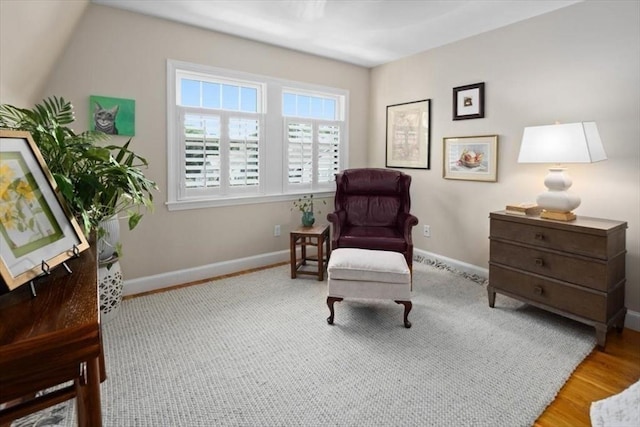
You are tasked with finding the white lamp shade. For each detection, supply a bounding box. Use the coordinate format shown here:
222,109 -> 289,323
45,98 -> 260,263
518,122 -> 607,164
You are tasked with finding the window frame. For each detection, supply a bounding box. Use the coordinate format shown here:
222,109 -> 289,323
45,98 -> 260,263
167,59 -> 349,211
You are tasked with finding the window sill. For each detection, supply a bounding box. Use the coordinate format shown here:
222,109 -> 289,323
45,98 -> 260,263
166,191 -> 335,211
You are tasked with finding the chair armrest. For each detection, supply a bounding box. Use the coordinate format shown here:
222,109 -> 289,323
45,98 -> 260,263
326,211 -> 346,246
397,212 -> 419,245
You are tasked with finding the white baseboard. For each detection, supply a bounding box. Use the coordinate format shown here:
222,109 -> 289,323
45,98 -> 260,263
123,250 -> 289,296
625,310 -> 640,332
413,248 -> 489,278
124,247 -> 640,332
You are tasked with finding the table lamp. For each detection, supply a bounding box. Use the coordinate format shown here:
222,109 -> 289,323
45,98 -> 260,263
518,122 -> 607,221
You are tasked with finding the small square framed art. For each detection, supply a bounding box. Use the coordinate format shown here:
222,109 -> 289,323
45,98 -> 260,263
453,82 -> 485,120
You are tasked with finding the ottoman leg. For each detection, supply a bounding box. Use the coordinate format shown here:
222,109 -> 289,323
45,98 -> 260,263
326,296 -> 343,325
395,300 -> 412,328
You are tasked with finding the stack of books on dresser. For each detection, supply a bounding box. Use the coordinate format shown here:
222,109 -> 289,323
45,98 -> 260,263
505,203 -> 542,216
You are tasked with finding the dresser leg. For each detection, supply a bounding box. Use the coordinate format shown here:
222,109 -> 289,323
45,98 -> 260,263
487,285 -> 496,308
614,308 -> 627,332
595,325 -> 607,349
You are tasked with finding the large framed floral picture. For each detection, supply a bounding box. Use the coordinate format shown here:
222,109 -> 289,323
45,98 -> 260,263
0,129 -> 89,290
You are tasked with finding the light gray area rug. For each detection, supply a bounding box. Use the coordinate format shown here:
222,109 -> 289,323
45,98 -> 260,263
31,262 -> 596,426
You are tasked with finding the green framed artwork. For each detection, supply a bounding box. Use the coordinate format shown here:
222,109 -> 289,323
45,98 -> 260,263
89,95 -> 135,136
0,130 -> 89,291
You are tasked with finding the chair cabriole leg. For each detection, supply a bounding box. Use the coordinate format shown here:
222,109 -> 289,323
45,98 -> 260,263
326,296 -> 343,324
395,300 -> 412,328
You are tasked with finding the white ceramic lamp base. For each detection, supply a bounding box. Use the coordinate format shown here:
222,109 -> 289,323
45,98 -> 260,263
536,167 -> 580,221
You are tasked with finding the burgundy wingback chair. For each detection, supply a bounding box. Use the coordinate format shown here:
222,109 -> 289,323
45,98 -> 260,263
326,168 -> 419,269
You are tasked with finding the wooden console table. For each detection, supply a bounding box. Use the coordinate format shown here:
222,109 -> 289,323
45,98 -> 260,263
0,245 -> 105,426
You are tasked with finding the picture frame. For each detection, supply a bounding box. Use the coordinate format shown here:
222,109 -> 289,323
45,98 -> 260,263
385,99 -> 431,169
453,82 -> 485,120
89,95 -> 136,136
0,129 -> 89,290
443,134 -> 498,182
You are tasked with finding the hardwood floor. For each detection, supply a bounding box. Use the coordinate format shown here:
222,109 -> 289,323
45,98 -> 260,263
534,328 -> 640,427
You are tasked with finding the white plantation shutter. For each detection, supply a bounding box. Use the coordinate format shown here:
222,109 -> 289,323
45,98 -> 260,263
179,106 -> 263,198
318,123 -> 340,184
287,121 -> 313,184
183,113 -> 220,189
286,118 -> 341,188
229,117 -> 260,187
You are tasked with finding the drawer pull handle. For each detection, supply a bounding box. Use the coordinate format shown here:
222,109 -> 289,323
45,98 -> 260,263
535,258 -> 544,267
535,233 -> 545,240
534,286 -> 544,296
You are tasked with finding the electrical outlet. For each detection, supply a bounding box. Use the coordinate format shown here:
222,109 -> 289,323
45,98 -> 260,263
274,225 -> 281,236
423,225 -> 431,237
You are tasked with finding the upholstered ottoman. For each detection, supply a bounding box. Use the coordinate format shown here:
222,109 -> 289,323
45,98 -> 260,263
326,248 -> 412,328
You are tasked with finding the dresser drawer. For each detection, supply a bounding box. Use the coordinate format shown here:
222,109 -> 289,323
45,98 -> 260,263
490,218 -> 620,259
489,264 -> 624,323
490,240 -> 624,291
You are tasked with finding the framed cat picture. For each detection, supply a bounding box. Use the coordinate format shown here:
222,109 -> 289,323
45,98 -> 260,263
89,95 -> 135,136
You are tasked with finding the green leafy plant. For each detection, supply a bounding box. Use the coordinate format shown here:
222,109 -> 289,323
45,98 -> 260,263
291,194 -> 326,214
0,96 -> 158,236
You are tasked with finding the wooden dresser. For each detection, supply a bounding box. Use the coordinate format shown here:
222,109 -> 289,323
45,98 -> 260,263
488,211 -> 627,348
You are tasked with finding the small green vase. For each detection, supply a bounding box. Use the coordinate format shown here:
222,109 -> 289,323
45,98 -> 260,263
301,211 -> 315,227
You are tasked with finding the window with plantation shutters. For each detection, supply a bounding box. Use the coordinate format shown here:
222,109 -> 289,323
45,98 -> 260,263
180,110 -> 262,197
285,119 -> 341,188
284,90 -> 342,191
167,60 -> 348,210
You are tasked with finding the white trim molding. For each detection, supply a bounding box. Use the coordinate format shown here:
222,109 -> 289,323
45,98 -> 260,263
123,250 -> 289,296
413,248 -> 488,279
625,310 -> 640,332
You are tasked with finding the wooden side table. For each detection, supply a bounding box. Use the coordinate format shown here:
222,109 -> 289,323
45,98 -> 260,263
290,224 -> 331,281
0,245 -> 105,426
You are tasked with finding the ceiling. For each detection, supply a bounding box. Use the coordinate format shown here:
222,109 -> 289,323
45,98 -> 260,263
94,0 -> 580,68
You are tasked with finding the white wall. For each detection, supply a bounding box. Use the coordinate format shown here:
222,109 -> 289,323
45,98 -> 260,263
0,0 -> 88,106
370,1 -> 640,314
9,1 -> 639,318
42,4 -> 370,282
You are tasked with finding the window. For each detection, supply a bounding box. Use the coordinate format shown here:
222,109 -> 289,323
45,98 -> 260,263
283,92 -> 336,120
285,120 -> 340,186
167,60 -> 348,210
180,78 -> 259,112
284,90 -> 342,189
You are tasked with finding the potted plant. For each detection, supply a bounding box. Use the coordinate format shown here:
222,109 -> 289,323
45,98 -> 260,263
1,96 -> 157,320
0,96 -> 157,258
292,194 -> 326,227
